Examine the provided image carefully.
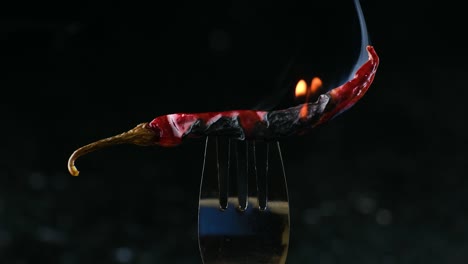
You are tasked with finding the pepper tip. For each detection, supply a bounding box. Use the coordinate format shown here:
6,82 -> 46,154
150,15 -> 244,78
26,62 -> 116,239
71,168 -> 79,177
66,122 -> 158,176
68,162 -> 80,176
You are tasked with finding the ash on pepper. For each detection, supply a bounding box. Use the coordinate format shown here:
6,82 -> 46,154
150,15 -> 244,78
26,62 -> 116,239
67,45 -> 379,177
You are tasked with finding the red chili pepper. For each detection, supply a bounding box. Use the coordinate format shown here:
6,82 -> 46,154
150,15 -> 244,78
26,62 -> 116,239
68,45 -> 379,176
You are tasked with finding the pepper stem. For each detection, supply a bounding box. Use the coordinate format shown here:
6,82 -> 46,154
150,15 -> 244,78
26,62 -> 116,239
67,122 -> 157,176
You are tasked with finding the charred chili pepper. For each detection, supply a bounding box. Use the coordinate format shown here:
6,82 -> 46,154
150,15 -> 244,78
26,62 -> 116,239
68,45 -> 379,176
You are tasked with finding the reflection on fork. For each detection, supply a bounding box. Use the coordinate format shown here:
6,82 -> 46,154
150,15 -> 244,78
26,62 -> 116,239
198,136 -> 290,264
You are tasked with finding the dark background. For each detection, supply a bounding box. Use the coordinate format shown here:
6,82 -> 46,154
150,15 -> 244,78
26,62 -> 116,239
1,0 -> 467,263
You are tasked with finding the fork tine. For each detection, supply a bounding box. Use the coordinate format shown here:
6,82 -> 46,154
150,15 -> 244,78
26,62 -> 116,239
199,137 -> 218,202
234,140 -> 249,211
216,137 -> 230,210
267,142 -> 289,203
254,142 -> 269,210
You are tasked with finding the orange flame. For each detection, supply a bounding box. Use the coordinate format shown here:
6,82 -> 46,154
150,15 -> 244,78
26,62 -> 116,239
310,77 -> 322,94
295,79 -> 307,98
295,77 -> 323,119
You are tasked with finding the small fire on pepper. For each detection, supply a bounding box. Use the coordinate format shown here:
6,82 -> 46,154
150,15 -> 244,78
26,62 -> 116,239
295,77 -> 323,119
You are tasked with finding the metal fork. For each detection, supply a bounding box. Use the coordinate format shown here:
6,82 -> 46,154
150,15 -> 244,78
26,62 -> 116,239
198,136 -> 290,264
